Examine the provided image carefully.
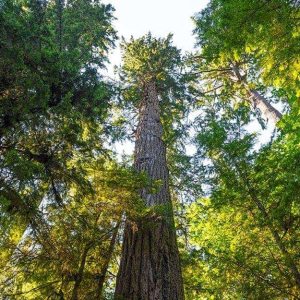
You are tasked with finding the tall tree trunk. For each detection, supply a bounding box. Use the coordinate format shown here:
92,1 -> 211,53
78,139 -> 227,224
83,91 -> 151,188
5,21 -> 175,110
114,81 -> 184,300
231,64 -> 282,124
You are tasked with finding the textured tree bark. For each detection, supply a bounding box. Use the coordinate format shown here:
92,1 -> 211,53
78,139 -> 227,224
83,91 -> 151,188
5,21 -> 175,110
114,81 -> 184,300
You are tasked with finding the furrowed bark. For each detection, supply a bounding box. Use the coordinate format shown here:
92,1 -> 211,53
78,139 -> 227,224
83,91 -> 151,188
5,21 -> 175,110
115,81 -> 184,300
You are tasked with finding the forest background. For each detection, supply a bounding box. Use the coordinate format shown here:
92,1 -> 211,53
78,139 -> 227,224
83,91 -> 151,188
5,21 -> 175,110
0,0 -> 299,299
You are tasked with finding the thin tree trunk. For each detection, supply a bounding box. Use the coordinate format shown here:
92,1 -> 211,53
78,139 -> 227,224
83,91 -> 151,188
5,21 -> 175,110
231,64 -> 282,124
96,223 -> 120,299
247,186 -> 300,289
115,81 -> 184,300
71,243 -> 91,300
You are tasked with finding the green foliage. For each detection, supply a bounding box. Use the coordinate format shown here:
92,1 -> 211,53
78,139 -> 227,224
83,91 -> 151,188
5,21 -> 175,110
0,0 -> 116,225
180,95 -> 300,298
0,0 -> 118,294
120,33 -> 181,88
1,0 -> 300,298
193,0 -> 300,105
0,159 -> 147,299
179,2 -> 300,298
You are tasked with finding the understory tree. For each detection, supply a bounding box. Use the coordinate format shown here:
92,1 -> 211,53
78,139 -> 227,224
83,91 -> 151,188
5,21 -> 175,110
1,159 -> 146,299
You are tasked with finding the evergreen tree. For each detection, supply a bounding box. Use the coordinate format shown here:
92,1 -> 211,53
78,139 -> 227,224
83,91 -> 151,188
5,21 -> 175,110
181,98 -> 300,298
192,0 -> 300,124
115,34 -> 185,300
0,0 -> 118,293
1,0 -> 300,299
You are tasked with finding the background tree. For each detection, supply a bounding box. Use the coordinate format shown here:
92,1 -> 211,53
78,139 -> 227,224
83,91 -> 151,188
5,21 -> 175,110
191,0 -> 300,124
178,2 -> 300,297
0,0 -> 117,268
180,92 -> 300,299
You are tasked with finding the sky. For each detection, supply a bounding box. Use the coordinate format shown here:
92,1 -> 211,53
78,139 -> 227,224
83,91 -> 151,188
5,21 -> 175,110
104,0 -> 210,70
102,0 -> 276,156
101,0 -> 210,155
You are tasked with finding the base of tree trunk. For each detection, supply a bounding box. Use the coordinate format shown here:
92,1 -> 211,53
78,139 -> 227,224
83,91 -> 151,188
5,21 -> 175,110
115,215 -> 184,300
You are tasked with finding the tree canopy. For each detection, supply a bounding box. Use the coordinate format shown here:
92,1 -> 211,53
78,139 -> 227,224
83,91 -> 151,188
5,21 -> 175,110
1,0 -> 300,299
